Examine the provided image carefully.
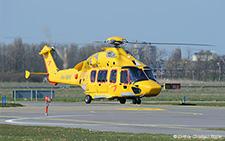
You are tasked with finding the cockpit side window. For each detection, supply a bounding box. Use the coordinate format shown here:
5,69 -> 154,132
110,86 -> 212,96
120,70 -> 129,84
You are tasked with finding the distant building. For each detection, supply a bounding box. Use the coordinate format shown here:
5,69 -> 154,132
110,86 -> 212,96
192,51 -> 218,61
172,48 -> 181,61
142,45 -> 156,60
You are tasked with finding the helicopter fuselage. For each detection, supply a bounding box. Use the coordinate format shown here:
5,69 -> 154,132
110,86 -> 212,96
43,46 -> 161,104
26,37 -> 162,104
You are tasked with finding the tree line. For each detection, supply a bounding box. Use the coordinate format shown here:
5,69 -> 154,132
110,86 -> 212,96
0,38 -> 102,82
0,37 -> 224,82
138,48 -> 225,81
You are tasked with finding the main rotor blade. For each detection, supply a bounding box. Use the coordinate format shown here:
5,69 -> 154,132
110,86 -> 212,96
127,41 -> 214,47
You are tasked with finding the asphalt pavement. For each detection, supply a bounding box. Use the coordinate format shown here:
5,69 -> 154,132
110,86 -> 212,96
1,101 -> 225,137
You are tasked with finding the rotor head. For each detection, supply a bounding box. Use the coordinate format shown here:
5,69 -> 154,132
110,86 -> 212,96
105,37 -> 128,47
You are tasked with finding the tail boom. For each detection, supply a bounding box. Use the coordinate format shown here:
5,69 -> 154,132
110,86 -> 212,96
26,45 -> 81,86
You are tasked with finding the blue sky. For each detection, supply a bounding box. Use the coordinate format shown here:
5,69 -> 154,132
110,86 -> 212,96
1,0 -> 225,56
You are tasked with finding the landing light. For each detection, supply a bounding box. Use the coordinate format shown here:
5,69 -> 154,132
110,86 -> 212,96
132,87 -> 141,94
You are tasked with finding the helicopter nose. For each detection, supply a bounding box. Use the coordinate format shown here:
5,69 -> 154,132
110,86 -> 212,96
133,80 -> 162,97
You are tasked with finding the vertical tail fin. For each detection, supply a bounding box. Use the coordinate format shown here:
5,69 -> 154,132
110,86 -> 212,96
39,45 -> 59,74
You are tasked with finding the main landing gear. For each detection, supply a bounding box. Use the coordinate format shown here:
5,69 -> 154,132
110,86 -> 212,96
85,95 -> 141,105
118,98 -> 126,104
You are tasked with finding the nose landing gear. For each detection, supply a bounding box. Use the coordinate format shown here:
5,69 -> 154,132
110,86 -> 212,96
132,97 -> 141,104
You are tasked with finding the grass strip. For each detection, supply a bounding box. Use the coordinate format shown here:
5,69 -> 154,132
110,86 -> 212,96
0,124 -> 224,140
0,103 -> 23,107
0,124 -> 176,141
208,129 -> 225,131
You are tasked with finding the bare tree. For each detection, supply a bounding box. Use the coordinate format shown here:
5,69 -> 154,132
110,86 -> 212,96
68,44 -> 78,67
193,50 -> 220,81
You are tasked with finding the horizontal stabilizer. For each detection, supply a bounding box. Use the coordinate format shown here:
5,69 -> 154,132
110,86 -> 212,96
25,70 -> 49,79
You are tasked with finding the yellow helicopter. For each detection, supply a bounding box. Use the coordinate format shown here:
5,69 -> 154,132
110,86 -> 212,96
25,37 -> 162,104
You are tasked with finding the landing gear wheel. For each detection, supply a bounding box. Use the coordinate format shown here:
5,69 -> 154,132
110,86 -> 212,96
118,98 -> 126,104
136,97 -> 141,104
85,95 -> 92,104
132,98 -> 137,104
133,98 -> 141,104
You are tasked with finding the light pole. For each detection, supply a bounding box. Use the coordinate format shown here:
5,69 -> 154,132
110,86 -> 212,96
185,61 -> 188,78
217,62 -> 221,81
192,70 -> 194,81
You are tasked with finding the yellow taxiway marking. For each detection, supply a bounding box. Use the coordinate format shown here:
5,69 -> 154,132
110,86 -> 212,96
117,108 -> 165,111
40,117 -> 203,131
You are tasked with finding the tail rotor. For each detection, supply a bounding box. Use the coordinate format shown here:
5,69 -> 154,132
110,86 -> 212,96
42,26 -> 67,69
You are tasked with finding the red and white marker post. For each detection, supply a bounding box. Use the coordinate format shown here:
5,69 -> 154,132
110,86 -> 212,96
45,96 -> 52,116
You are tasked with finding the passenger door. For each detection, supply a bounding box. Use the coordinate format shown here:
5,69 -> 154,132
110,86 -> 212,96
119,69 -> 133,97
108,69 -> 119,96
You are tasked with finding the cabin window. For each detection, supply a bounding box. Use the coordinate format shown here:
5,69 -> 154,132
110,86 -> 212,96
90,70 -> 96,82
97,70 -> 108,83
110,70 -> 117,83
120,70 -> 129,84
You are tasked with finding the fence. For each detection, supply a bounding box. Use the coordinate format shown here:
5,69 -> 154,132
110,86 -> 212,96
13,90 -> 54,101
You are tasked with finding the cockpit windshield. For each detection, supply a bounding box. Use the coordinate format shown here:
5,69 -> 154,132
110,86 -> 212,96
144,69 -> 156,81
122,67 -> 148,83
